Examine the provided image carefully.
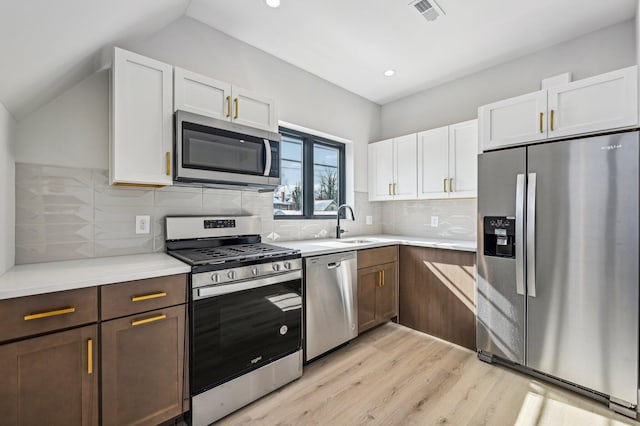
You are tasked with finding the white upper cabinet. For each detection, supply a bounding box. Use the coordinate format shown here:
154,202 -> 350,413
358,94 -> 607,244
479,66 -> 639,152
174,68 -> 278,132
231,86 -> 278,132
547,66 -> 638,139
368,134 -> 417,201
111,48 -> 173,186
173,67 -> 231,121
417,120 -> 478,200
368,139 -> 395,201
478,91 -> 547,151
448,119 -> 478,198
393,134 -> 418,200
417,126 -> 449,199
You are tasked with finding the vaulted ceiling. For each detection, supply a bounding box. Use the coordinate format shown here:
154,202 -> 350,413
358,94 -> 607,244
0,0 -> 636,120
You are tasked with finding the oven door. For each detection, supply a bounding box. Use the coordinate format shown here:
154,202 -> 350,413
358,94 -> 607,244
175,110 -> 280,186
191,271 -> 302,395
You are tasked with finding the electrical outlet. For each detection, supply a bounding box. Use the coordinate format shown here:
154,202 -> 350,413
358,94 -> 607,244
366,216 -> 373,225
430,216 -> 439,227
136,215 -> 151,234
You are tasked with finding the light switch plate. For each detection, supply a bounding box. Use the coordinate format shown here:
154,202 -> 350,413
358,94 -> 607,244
366,216 -> 373,225
430,216 -> 439,227
136,215 -> 151,234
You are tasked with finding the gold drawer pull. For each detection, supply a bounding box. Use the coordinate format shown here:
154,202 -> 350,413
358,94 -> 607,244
449,177 -> 454,192
234,98 -> 239,119
87,339 -> 93,375
550,109 -> 555,131
226,96 -> 231,117
24,307 -> 76,321
165,152 -> 171,176
131,314 -> 167,327
131,292 -> 167,302
539,112 -> 544,133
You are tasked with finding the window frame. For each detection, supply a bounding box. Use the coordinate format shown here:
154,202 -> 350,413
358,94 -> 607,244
275,127 -> 346,220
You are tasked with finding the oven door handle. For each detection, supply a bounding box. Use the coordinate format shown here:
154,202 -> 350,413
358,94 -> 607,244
195,270 -> 302,299
263,139 -> 272,177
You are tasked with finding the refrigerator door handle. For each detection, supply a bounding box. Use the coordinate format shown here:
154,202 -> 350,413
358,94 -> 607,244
527,173 -> 537,297
515,174 -> 526,295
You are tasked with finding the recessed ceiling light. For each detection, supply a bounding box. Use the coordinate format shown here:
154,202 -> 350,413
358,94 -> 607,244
384,69 -> 396,77
265,0 -> 280,7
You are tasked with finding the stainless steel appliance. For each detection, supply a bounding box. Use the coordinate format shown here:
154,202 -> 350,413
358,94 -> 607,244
477,130 -> 639,417
165,216 -> 302,426
304,251 -> 358,362
174,110 -> 281,188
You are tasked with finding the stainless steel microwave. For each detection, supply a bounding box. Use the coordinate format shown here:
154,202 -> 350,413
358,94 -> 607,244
174,110 -> 281,188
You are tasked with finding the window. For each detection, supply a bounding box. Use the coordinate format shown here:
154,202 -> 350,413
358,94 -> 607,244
274,128 -> 345,219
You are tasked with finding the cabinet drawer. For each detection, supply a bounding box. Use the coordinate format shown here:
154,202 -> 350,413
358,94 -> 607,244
0,287 -> 98,343
357,246 -> 397,269
101,274 -> 187,320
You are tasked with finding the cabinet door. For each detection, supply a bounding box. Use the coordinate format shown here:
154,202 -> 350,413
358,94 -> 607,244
448,119 -> 478,198
399,246 -> 476,350
547,66 -> 638,139
478,90 -> 547,152
0,325 -> 98,426
174,67 -> 232,120
376,262 -> 397,322
231,86 -> 278,132
368,139 -> 395,201
111,47 -> 173,186
357,266 -> 379,334
392,133 -> 418,200
102,305 -> 186,426
417,126 -> 449,199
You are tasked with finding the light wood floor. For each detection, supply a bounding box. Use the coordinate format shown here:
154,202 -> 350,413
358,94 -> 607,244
217,323 -> 639,426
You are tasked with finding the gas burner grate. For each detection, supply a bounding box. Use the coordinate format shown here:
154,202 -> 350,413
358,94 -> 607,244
169,243 -> 297,265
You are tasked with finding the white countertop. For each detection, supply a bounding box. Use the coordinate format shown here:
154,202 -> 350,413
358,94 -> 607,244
276,234 -> 476,257
0,253 -> 191,300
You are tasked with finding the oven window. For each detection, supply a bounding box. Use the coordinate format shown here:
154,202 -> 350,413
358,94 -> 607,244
183,124 -> 266,176
191,279 -> 302,394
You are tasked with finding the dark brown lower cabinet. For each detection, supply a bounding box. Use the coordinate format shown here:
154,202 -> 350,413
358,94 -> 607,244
399,246 -> 476,350
0,325 -> 98,426
358,262 -> 397,334
101,304 -> 186,426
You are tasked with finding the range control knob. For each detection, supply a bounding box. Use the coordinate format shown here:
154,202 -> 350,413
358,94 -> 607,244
272,263 -> 281,272
211,273 -> 219,283
283,262 -> 292,270
251,267 -> 259,276
227,271 -> 236,280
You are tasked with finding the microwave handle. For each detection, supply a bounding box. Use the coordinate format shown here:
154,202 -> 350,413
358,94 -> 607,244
263,139 -> 272,176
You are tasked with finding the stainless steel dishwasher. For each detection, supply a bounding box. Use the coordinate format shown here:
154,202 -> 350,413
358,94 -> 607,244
304,251 -> 358,362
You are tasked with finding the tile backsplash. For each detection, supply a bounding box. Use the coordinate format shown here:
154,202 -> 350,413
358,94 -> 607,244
15,163 -> 382,264
381,198 -> 477,241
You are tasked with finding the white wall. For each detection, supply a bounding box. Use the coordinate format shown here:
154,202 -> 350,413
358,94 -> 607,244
0,102 -> 15,274
380,20 -> 636,139
15,16 -> 381,192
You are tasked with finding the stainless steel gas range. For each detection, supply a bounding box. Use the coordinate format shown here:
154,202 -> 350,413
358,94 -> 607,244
165,216 -> 303,426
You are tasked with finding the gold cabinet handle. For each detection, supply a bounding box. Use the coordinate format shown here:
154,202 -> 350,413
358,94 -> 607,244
443,178 -> 448,193
165,152 -> 171,176
131,314 -> 167,327
234,98 -> 239,119
449,178 -> 454,192
87,339 -> 93,375
539,112 -> 544,133
393,183 -> 397,195
378,271 -> 382,287
382,269 -> 385,286
226,96 -> 231,118
131,292 -> 167,302
550,109 -> 555,131
388,183 -> 392,196
24,307 -> 75,321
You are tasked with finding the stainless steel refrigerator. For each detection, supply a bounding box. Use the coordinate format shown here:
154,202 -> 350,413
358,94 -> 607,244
477,130 -> 639,415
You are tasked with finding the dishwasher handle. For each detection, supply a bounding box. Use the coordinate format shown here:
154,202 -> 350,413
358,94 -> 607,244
327,261 -> 342,269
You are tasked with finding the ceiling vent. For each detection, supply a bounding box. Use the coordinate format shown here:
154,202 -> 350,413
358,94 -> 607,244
409,0 -> 445,21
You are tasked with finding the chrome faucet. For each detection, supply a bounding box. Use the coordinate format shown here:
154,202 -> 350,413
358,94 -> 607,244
336,204 -> 355,239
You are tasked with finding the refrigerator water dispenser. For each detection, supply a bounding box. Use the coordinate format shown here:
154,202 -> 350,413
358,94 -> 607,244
483,216 -> 516,258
